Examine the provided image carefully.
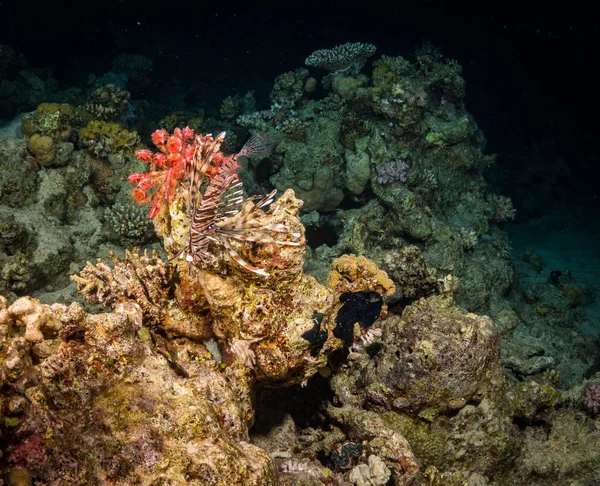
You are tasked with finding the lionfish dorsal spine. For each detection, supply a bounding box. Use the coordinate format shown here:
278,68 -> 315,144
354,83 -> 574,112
188,132 -> 227,217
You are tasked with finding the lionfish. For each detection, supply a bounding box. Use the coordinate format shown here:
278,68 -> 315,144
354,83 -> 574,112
177,131 -> 301,277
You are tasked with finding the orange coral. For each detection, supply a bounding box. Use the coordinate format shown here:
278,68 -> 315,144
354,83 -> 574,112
128,127 -> 235,218
128,127 -> 197,218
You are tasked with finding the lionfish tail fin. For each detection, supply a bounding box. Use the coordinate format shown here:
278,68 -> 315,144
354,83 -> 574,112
237,132 -> 277,159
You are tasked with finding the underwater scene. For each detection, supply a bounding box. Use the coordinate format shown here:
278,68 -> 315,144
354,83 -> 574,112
0,1 -> 598,485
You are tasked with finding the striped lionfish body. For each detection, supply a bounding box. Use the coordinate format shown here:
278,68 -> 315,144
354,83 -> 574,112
180,132 -> 301,276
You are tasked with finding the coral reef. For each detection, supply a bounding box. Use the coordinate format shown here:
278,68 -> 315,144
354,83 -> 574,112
1,128 -> 399,483
20,103 -> 81,142
325,293 -> 517,481
270,117 -> 346,212
148,149 -> 392,383
1,41 -> 599,485
0,138 -> 37,208
514,409 -> 600,482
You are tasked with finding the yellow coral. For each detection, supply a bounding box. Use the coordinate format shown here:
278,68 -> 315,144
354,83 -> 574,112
21,103 -> 80,141
372,65 -> 397,90
78,120 -> 140,156
27,134 -> 55,165
327,254 -> 395,296
533,305 -> 551,316
37,102 -> 74,117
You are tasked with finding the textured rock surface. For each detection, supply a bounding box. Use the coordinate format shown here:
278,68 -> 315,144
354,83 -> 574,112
0,296 -> 276,485
327,294 -> 518,481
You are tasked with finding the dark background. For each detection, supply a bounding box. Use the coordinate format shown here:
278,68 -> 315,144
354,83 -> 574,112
1,0 -> 597,216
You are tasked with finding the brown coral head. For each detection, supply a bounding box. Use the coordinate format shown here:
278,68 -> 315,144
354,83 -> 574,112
27,134 -> 55,166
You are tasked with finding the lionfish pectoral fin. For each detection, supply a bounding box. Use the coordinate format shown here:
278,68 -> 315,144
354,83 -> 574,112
237,132 -> 277,159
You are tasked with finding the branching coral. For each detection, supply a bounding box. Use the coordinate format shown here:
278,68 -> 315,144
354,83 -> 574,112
72,249 -> 170,314
72,249 -> 211,340
376,159 -> 410,186
84,83 -> 131,122
105,201 -> 154,244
